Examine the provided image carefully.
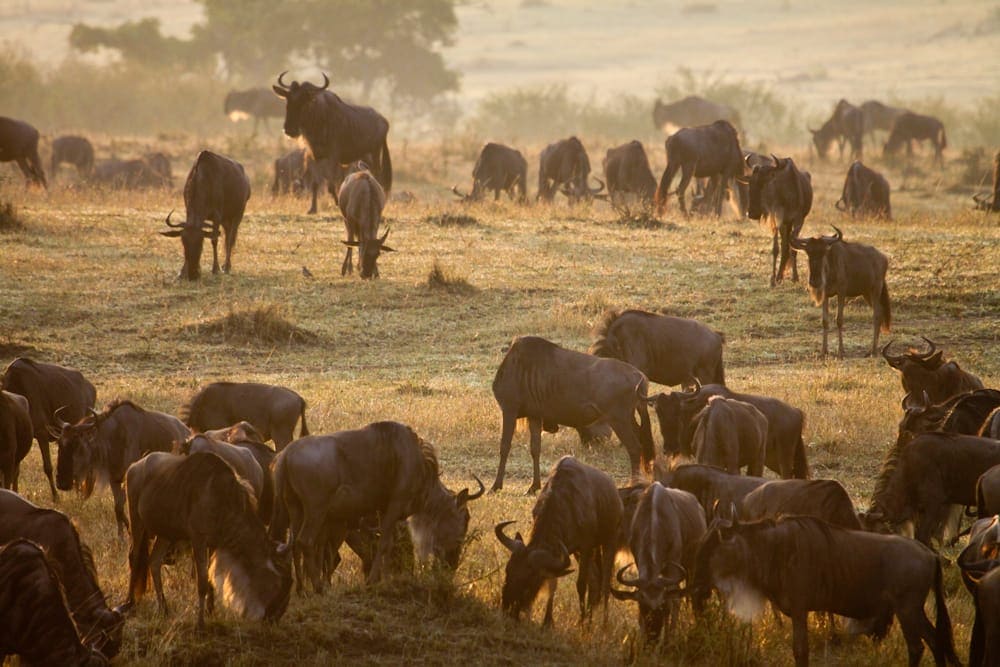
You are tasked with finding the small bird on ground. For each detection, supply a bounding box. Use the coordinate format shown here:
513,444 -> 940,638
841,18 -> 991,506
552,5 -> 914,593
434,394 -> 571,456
302,266 -> 314,279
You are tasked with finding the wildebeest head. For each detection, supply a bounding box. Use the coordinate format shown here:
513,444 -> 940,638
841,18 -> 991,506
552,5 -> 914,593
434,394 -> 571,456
343,227 -> 395,279
262,541 -> 293,621
689,517 -> 768,620
272,71 -> 329,139
651,386 -> 700,455
48,406 -> 101,495
894,390 -> 935,447
410,475 -> 485,569
808,121 -> 837,160
495,521 -> 573,619
610,562 -> 687,641
790,226 -> 843,302
159,210 -> 217,281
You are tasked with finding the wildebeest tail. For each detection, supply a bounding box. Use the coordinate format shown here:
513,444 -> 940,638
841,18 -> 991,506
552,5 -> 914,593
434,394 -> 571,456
269,455 -> 290,542
299,400 -> 309,437
588,309 -> 623,358
879,282 -> 892,333
932,559 -> 961,666
654,162 -> 677,213
793,435 -> 810,479
938,125 -> 947,151
379,139 -> 392,194
634,383 -> 655,470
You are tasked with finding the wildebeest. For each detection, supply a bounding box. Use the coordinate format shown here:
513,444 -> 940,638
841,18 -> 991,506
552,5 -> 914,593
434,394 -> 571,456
691,515 -> 960,667
2,357 -> 96,500
182,381 -> 309,450
977,466 -> 1000,518
610,482 -> 706,643
304,151 -> 354,214
601,140 -> 657,211
652,96 -> 740,131
895,389 -> 1000,447
271,148 -> 306,196
589,309 -> 724,388
690,396 -> 767,476
50,135 -> 95,178
124,451 -> 292,627
0,490 -> 123,659
452,142 -> 527,203
958,516 -> 1000,667
271,421 -> 481,590
178,434 -> 266,515
204,420 -> 265,444
884,111 -> 947,167
744,155 -> 813,286
973,149 -> 1000,212
272,72 -> 392,194
338,162 -> 393,279
860,100 -> 906,144
0,390 -> 32,490
537,136 -> 604,204
654,120 -> 742,217
835,161 -> 891,219
655,461 -> 769,523
0,539 -> 108,666
159,150 -> 251,280
882,337 -> 984,408
491,335 -> 654,493
740,479 -> 861,530
809,99 -> 864,161
224,87 -> 286,134
90,156 -> 168,189
790,226 -> 891,358
0,116 -> 47,188
495,456 -> 623,626
51,399 -> 190,536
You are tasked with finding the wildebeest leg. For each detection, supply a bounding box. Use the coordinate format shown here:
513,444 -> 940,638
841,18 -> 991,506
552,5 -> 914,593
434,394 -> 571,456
770,228 -> 780,287
598,540 -> 615,621
894,596 -> 934,666
836,293 -> 845,359
111,481 -> 128,539
298,511 -> 332,594
676,166 -> 693,217
341,227 -> 355,276
149,536 -> 172,615
192,541 -> 211,629
222,223 -> 237,274
491,409 -> 518,492
821,295 -> 830,357
777,222 -> 793,284
528,417 -> 543,494
127,526 -> 151,607
610,414 -> 643,481
368,504 -> 406,584
915,499 -> 951,546
542,577 -> 558,628
869,284 -> 883,357
575,550 -> 592,621
38,434 -> 58,500
308,181 -> 320,214
791,610 -> 810,666
210,225 -> 221,275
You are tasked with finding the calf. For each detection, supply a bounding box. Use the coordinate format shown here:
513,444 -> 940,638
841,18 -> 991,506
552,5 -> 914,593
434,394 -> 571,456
835,161 -> 891,219
338,163 -> 393,278
51,135 -> 95,177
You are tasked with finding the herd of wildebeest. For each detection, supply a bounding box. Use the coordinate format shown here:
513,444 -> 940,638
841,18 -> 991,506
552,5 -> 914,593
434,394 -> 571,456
1,73 -> 1000,666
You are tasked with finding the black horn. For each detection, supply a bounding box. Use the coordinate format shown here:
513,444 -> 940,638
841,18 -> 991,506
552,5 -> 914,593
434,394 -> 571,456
53,405 -> 72,429
917,336 -> 938,360
466,474 -> 485,501
319,72 -> 330,90
164,209 -> 183,228
277,71 -> 290,89
616,563 -> 640,587
494,520 -> 522,553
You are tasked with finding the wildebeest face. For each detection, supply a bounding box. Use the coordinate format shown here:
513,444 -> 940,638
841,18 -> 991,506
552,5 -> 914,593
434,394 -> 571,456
52,419 -> 98,493
346,229 -> 395,280
790,226 -> 842,298
746,164 -> 776,220
263,543 -> 293,621
159,211 -> 216,280
272,72 -> 329,139
495,521 -> 572,619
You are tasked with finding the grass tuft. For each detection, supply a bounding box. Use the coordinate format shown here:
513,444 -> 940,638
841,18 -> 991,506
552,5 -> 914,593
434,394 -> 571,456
0,200 -> 25,232
424,212 -> 479,227
426,260 -> 477,294
184,303 -> 318,346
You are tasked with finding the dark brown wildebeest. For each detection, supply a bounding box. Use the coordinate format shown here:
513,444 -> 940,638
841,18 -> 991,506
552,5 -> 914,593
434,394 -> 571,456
611,482 -> 705,643
143,152 -> 172,187
654,120 -> 742,217
453,142 -> 527,203
491,335 -> 654,493
972,149 -> 1000,212
273,72 -> 392,194
0,539 -> 108,667
740,479 -> 861,530
178,434 -> 266,516
90,157 -> 164,189
835,161 -> 891,219
51,399 -> 190,537
182,381 -> 309,450
338,162 -> 393,279
884,111 -> 947,168
51,135 -> 95,178
860,100 -> 906,143
270,421 -> 481,590
652,96 -> 740,131
958,516 -> 1000,667
0,490 -> 124,659
894,389 -> 1000,448
537,136 -> 604,204
304,151 -> 357,214
224,88 -> 286,135
655,461 -> 769,523
2,357 -> 96,500
976,465 -> 1000,518
984,408 -> 1000,440
496,456 -> 622,627
0,391 -> 32,491
690,396 -> 767,476
882,337 -> 984,409
601,140 -> 657,211
743,155 -> 813,286
124,451 -> 292,628
271,148 -> 306,196
790,226 -> 890,358
0,116 -> 46,188
589,309 -> 724,388
691,515 -> 960,667
809,99 -> 864,161
159,150 -> 251,280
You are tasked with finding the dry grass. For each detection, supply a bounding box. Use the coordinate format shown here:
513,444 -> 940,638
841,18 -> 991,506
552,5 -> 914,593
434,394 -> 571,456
182,303 -> 319,347
0,200 -> 25,232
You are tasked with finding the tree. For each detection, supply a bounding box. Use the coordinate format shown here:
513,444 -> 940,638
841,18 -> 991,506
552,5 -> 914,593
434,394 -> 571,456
69,18 -> 209,70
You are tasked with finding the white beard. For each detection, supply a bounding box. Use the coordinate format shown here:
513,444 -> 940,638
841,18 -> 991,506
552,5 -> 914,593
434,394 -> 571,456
716,576 -> 768,621
210,548 -> 266,620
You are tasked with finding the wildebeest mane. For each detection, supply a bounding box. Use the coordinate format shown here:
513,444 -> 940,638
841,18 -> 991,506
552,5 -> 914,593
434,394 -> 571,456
588,308 -> 625,357
530,461 -> 593,549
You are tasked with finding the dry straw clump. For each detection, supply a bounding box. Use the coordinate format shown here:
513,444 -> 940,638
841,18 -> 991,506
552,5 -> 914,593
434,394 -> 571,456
185,303 -> 318,346
424,212 -> 479,227
426,260 -> 476,294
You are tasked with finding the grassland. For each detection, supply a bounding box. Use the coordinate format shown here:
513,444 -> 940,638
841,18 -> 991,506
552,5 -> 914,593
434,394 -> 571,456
1,135 -> 998,665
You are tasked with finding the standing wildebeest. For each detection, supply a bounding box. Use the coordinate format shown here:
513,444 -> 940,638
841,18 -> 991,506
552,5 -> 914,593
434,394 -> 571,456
976,465 -> 1000,518
338,163 -> 393,279
0,539 -> 108,667
882,337 -> 984,408
272,72 -> 392,194
182,381 -> 309,450
884,111 -> 947,167
0,116 -> 46,188
835,161 -> 891,219
654,120 -> 743,217
537,136 -> 604,204
691,516 -> 960,667
491,336 -> 654,493
271,148 -> 305,196
958,516 -> 1000,666
809,99 -> 864,161
0,391 -> 32,490
895,389 -> 1000,446
178,434 -> 265,513
860,100 -> 906,145
652,96 -> 740,131
160,150 -> 250,280
223,87 -> 286,134
271,421 -> 481,590
589,309 -> 724,388
51,135 -> 95,178
453,142 -> 527,203
304,152 -> 355,214
51,399 -> 190,537
0,490 -> 124,659
690,396 -> 768,476
790,226 -> 890,358
495,456 -> 623,626
740,479 -> 861,530
744,155 -> 813,286
601,140 -> 657,211
655,462 -> 769,523
124,452 -> 292,628
2,357 -> 96,500
611,482 -> 706,643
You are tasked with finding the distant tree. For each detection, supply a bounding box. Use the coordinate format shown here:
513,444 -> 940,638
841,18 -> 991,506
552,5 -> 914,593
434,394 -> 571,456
69,18 -> 209,69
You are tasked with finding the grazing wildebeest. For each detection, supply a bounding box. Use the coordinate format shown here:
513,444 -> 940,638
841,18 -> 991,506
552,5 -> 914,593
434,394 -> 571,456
860,100 -> 906,144
452,142 -> 527,203
589,309 -> 724,388
491,335 -> 654,493
124,451 -> 292,628
743,155 -> 813,286
958,516 -> 1000,667
271,421 -> 481,590
272,72 -> 392,194
159,150 -> 251,280
182,381 -> 309,450
2,357 -> 96,500
271,148 -> 306,196
0,490 -> 124,659
51,399 -> 190,537
655,461 -> 769,523
691,515 -> 960,667
178,434 -> 266,516
809,99 -> 864,161
884,111 -> 947,167
895,389 -> 1000,447
601,140 -> 657,211
740,479 -> 861,530
690,396 -> 767,476
0,391 -> 32,490
790,226 -> 891,358
495,456 -> 623,626
0,539 -> 108,667
224,88 -> 286,134
976,465 -> 1000,518
835,161 -> 891,219
654,120 -> 742,217
610,482 -> 706,643
882,337 -> 984,408
51,135 -> 95,178
652,96 -> 740,131
537,136 -> 604,204
0,116 -> 46,188
338,162 -> 393,279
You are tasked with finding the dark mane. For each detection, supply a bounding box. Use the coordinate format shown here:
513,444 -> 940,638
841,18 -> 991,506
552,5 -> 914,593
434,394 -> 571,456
736,516 -> 840,598
531,459 -> 592,549
102,399 -> 144,417
588,308 -> 623,357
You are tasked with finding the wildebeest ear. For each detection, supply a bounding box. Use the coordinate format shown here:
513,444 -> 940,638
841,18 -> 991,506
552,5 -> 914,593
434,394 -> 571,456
159,230 -> 183,238
380,244 -> 395,253
272,85 -> 289,98
342,241 -> 360,247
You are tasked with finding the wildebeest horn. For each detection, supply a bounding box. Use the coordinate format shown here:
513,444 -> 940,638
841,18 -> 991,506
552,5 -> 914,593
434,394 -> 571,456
164,209 -> 183,228
663,560 -> 687,581
827,225 -> 844,243
452,185 -> 468,199
88,407 -> 99,418
112,601 -> 134,615
379,227 -> 391,244
494,520 -> 522,552
616,564 -> 640,587
881,340 -> 905,367
789,235 -> 807,250
53,405 -> 72,429
463,474 -> 485,502
277,71 -> 290,89
589,176 -> 605,195
319,72 -> 330,90
918,336 -> 938,360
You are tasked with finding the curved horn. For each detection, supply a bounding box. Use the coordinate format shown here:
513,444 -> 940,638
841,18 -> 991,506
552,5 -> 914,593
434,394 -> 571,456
829,225 -> 844,243
616,564 -> 640,588
589,176 -> 605,194
53,405 -> 72,429
918,336 -> 938,360
164,209 -> 183,228
466,474 -> 486,501
663,560 -> 688,581
379,227 -> 390,244
494,521 -> 522,553
881,340 -> 905,367
744,153 -> 753,168
319,72 -> 330,90
452,185 -> 469,200
277,71 -> 291,88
